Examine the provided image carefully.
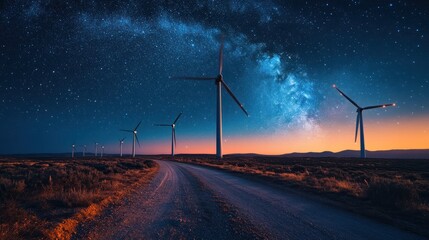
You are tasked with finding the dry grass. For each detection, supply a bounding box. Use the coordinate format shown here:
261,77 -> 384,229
172,155 -> 429,236
0,157 -> 157,240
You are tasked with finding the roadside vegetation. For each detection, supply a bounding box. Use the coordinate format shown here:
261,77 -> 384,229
0,157 -> 157,240
173,155 -> 429,236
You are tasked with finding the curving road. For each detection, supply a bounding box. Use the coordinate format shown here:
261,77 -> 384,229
74,160 -> 423,240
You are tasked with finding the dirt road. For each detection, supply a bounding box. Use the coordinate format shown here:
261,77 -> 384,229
74,160 -> 423,239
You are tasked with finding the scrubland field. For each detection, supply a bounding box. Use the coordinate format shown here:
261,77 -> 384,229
0,157 -> 157,240
173,155 -> 429,236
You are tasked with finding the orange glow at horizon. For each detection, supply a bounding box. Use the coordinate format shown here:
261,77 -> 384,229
138,116 -> 429,155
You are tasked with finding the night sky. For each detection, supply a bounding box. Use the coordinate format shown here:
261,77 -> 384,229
1,1 -> 428,155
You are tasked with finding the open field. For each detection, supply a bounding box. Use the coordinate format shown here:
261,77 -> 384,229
171,155 -> 429,236
0,157 -> 157,240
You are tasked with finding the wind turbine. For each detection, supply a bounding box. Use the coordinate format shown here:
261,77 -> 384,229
175,38 -> 248,158
82,145 -> 87,157
155,113 -> 183,157
71,144 -> 76,158
101,145 -> 104,158
95,142 -> 99,157
120,120 -> 142,158
119,137 -> 125,157
333,84 -> 395,158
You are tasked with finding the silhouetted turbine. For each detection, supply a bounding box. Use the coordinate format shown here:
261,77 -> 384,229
71,144 -> 76,158
101,145 -> 104,158
82,145 -> 87,157
120,120 -> 142,158
119,137 -> 125,157
333,84 -> 395,158
155,113 -> 183,157
94,142 -> 99,157
174,37 -> 248,158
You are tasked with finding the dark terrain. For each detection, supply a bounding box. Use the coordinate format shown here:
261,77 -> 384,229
0,157 -> 157,239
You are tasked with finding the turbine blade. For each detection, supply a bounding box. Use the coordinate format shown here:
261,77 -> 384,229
355,112 -> 360,142
121,137 -> 126,141
120,129 -> 133,132
221,79 -> 249,116
134,120 -> 142,131
135,134 -> 141,147
333,86 -> 361,109
174,76 -> 216,80
154,124 -> 171,126
362,103 -> 395,110
219,36 -> 224,75
173,112 -> 183,124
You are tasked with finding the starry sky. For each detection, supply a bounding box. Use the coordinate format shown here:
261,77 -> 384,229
1,0 -> 428,155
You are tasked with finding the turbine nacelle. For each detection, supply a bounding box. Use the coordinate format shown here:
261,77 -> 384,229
216,74 -> 223,83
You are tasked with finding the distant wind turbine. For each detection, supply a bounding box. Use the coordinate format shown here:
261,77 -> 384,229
120,120 -> 142,158
71,144 -> 76,158
333,84 -> 396,158
82,145 -> 87,157
155,113 -> 183,157
101,145 -> 104,158
119,137 -> 125,157
175,37 -> 248,158
95,142 -> 99,157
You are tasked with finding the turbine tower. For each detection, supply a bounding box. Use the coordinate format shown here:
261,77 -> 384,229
120,120 -> 142,158
71,144 -> 76,158
155,113 -> 183,157
175,38 -> 248,158
95,142 -> 99,157
119,138 -> 125,157
82,145 -> 87,157
333,85 -> 395,158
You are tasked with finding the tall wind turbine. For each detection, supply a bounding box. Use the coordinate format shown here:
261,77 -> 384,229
71,144 -> 76,158
333,85 -> 395,158
175,38 -> 248,158
95,142 -> 99,157
120,120 -> 142,158
155,113 -> 183,157
119,137 -> 125,157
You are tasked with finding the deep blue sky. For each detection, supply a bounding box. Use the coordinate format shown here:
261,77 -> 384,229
0,1 -> 428,154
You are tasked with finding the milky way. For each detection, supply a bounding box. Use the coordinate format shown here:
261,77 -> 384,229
0,1 -> 428,154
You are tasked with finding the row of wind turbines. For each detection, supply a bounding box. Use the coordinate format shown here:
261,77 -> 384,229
119,113 -> 183,158
71,113 -> 183,158
71,38 -> 395,159
71,143 -> 105,158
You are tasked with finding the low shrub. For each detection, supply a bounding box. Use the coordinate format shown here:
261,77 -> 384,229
291,165 -> 306,173
367,177 -> 420,210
